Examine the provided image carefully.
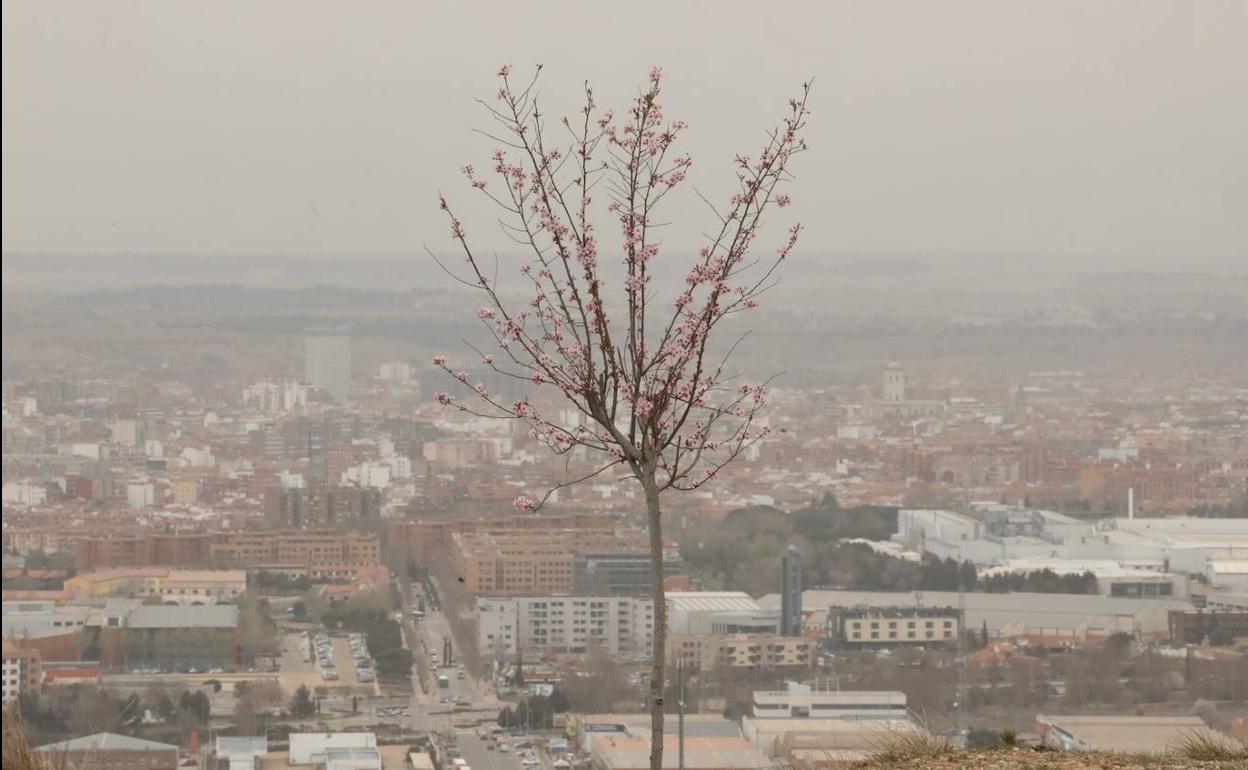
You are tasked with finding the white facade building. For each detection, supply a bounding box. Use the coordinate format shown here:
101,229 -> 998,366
242,381 -> 309,414
2,481 -> 47,506
126,481 -> 155,509
477,596 -> 654,661
342,462 -> 392,489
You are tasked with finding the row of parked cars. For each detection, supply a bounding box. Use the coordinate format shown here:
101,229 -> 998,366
305,629 -> 377,685
310,632 -> 340,681
348,632 -> 375,684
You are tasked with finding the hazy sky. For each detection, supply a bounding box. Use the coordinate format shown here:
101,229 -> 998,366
2,1 -> 1245,265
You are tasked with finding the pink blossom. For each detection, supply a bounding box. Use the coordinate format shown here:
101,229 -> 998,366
436,66 -> 808,502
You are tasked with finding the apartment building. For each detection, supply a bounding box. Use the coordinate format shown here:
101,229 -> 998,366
7,525 -> 117,555
476,595 -> 654,661
667,633 -> 814,672
388,512 -> 615,567
263,484 -> 381,527
76,532 -> 214,571
450,528 -> 635,595
2,639 -> 42,704
209,529 -> 380,571
74,530 -> 380,572
827,607 -> 961,647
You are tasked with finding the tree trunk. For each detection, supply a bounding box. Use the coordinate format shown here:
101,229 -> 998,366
643,470 -> 667,770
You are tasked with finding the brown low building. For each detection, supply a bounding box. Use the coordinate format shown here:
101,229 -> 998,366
388,512 -> 615,567
1168,609 -> 1248,645
668,633 -> 815,672
73,529 -> 380,572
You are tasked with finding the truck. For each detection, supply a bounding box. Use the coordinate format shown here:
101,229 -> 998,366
437,674 -> 450,690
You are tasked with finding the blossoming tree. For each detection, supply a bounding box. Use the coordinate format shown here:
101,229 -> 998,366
433,65 -> 808,770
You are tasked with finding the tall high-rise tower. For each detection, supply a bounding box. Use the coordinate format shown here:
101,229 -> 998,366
305,328 -> 352,403
883,360 -> 906,403
780,545 -> 802,636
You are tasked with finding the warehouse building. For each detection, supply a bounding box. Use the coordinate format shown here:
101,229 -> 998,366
760,589 -> 1189,642
36,732 -> 179,770
1037,714 -> 1231,754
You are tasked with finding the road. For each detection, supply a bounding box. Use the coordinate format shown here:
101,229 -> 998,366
459,734 -> 542,770
397,574 -> 501,732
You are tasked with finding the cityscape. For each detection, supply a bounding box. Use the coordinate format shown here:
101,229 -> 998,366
3,2 -> 1247,770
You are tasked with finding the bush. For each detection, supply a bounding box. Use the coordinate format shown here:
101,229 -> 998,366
868,731 -> 954,763
1175,731 -> 1248,762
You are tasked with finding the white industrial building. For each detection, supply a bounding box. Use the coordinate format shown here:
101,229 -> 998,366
751,682 -> 909,720
666,592 -> 779,635
476,596 -> 653,661
979,557 -> 1188,599
741,682 -> 921,761
1206,559 -> 1248,588
893,508 -> 1248,579
288,733 -> 377,765
760,589 -> 1189,641
213,736 -> 267,769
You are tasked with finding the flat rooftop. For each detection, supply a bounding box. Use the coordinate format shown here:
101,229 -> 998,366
1038,714 -> 1227,753
590,734 -> 769,770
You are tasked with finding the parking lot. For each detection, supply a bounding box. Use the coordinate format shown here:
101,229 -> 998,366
458,733 -> 552,770
276,631 -> 379,696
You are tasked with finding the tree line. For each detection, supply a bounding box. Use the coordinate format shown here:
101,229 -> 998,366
680,499 -> 1098,596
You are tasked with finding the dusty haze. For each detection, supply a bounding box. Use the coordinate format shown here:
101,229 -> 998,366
3,0 -> 1245,272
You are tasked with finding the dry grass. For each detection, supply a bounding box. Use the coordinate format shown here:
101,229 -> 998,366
865,730 -> 956,764
854,744 -> 1248,770
1174,730 -> 1248,763
2,720 -> 49,770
